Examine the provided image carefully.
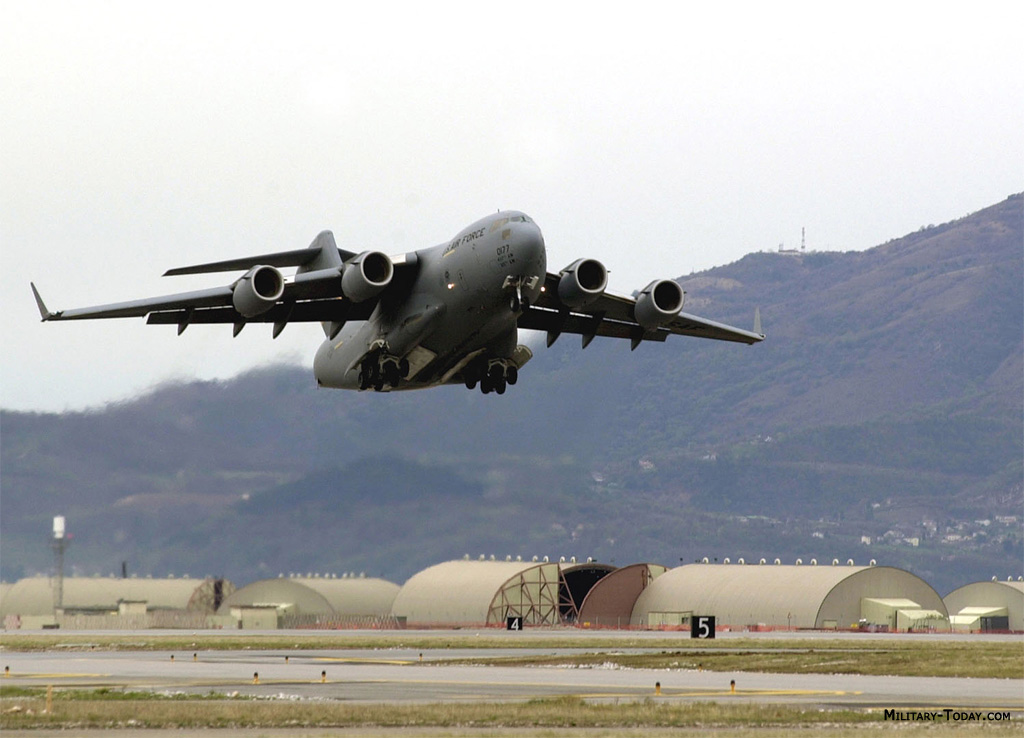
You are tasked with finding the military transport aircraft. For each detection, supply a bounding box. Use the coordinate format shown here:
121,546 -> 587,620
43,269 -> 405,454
32,211 -> 763,395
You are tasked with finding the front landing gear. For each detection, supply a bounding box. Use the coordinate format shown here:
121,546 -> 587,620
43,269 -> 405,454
502,275 -> 539,314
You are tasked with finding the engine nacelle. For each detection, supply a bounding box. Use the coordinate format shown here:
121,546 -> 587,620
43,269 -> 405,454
341,251 -> 394,303
557,258 -> 608,308
232,265 -> 285,318
634,279 -> 684,329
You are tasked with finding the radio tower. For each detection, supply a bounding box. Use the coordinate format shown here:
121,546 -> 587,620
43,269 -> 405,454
51,516 -> 69,614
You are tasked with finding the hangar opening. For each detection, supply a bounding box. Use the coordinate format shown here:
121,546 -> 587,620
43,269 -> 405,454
559,562 -> 615,623
393,559 -> 616,627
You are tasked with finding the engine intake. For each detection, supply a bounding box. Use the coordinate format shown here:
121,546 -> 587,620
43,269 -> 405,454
232,265 -> 285,317
557,258 -> 608,308
634,279 -> 684,329
342,251 -> 394,303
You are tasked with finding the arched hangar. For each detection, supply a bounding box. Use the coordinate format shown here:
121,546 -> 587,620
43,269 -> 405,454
218,575 -> 399,628
392,559 -> 612,627
631,563 -> 948,631
945,579 -> 1023,632
0,576 -> 233,618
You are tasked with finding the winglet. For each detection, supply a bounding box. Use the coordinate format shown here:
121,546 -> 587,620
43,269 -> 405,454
753,307 -> 763,337
30,283 -> 55,321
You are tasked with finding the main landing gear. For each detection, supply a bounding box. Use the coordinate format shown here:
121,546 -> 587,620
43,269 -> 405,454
358,349 -> 410,391
462,358 -> 518,395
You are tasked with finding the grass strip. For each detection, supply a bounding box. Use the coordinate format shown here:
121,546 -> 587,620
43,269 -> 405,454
452,642 -> 1022,679
1,692 -> 875,730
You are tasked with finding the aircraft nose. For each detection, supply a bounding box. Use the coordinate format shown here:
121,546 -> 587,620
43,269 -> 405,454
509,217 -> 546,304
513,219 -> 545,263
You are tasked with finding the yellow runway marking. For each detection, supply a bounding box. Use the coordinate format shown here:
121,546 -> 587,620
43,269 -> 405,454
12,673 -> 108,679
578,689 -> 858,698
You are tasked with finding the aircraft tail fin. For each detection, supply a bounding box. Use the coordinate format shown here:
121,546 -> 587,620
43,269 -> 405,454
297,231 -> 344,274
295,231 -> 347,338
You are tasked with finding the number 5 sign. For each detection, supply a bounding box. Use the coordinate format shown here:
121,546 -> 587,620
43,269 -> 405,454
691,615 -> 715,639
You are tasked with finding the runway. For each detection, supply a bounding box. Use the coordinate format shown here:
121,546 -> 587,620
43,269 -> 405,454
3,638 -> 1022,712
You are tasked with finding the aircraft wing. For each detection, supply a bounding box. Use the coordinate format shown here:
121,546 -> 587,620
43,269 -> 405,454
31,278 -> 378,329
31,231 -> 412,336
520,272 -> 764,348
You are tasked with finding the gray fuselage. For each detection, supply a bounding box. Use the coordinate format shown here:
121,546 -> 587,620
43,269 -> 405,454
313,211 -> 546,391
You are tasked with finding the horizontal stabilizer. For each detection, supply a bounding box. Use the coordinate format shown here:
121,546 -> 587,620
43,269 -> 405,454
164,234 -> 357,276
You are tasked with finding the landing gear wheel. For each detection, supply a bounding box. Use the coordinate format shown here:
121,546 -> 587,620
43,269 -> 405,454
506,365 -> 518,385
383,362 -> 401,388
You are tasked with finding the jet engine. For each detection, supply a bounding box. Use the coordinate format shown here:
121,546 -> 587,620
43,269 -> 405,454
634,279 -> 684,329
557,258 -> 608,308
232,265 -> 285,317
341,251 -> 394,303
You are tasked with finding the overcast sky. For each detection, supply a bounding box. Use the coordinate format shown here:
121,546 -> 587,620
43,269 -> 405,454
2,1 -> 1021,412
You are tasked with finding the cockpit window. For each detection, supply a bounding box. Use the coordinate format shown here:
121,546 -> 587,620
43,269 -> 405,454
491,215 -> 532,231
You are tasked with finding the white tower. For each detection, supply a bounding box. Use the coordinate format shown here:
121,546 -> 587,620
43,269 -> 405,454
51,516 -> 69,614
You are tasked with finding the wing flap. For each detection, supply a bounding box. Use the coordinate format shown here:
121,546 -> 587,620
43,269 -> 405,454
518,306 -> 668,343
145,299 -> 376,326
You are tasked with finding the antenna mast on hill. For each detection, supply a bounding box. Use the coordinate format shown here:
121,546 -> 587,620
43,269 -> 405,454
801,227 -> 806,252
